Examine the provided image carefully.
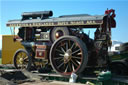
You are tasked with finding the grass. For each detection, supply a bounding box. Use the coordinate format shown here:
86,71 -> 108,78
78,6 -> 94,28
0,58 -> 1,64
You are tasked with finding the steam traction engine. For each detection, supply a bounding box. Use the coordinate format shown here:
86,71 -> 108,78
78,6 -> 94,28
6,9 -> 116,76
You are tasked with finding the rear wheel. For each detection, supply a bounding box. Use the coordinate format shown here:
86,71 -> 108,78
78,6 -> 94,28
13,49 -> 32,70
110,63 -> 128,75
50,36 -> 88,76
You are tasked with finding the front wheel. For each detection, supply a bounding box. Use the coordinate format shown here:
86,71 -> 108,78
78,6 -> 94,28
50,36 -> 88,76
13,49 -> 32,70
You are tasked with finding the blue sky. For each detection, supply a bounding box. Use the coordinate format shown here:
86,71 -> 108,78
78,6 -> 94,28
0,0 -> 128,49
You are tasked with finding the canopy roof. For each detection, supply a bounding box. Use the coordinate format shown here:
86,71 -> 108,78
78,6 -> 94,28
6,14 -> 108,27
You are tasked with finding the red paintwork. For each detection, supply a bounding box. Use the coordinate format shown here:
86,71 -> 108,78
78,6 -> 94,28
105,9 -> 116,18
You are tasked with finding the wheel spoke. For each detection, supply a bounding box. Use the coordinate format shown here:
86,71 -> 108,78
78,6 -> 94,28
72,63 -> 75,72
21,52 -> 24,58
75,60 -> 81,65
59,54 -> 64,56
16,60 -> 20,64
71,59 -> 78,67
72,56 -> 81,59
68,40 -> 70,48
17,55 -> 20,61
70,43 -> 75,50
64,65 -> 68,73
56,49 -> 64,53
77,52 -> 82,55
68,62 -> 72,72
72,49 -> 81,55
19,52 -> 22,57
54,57 -> 63,60
22,53 -> 25,57
66,42 -> 68,50
57,62 -> 64,68
23,57 -> 28,60
24,59 -> 29,63
21,64 -> 24,69
61,47 -> 65,53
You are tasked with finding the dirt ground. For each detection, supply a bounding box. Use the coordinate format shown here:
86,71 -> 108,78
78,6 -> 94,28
19,81 -> 86,85
0,69 -> 89,85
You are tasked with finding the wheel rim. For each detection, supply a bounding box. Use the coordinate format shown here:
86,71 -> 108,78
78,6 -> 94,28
51,39 -> 84,75
16,51 -> 29,69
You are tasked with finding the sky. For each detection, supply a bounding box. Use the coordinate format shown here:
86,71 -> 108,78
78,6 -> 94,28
0,0 -> 128,49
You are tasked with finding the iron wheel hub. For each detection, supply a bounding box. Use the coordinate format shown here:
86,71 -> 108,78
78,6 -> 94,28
64,49 -> 72,63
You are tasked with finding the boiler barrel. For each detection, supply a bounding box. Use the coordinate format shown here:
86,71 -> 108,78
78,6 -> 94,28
22,11 -> 53,19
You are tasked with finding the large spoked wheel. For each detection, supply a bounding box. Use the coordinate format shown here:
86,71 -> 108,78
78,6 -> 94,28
50,36 -> 88,76
13,49 -> 32,70
110,63 -> 128,75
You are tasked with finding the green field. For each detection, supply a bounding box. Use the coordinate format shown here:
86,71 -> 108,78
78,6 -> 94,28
0,58 -> 1,64
0,50 -> 1,64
